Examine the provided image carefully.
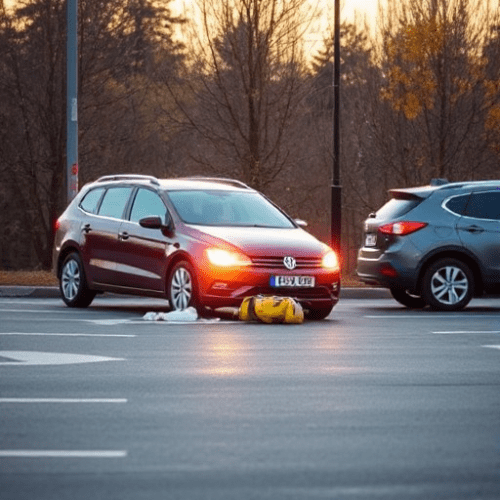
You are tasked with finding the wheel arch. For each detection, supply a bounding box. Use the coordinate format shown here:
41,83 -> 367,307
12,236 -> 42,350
56,244 -> 82,279
164,251 -> 198,288
416,249 -> 483,296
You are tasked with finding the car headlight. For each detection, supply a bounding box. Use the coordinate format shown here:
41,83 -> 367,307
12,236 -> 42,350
206,248 -> 251,267
322,251 -> 339,270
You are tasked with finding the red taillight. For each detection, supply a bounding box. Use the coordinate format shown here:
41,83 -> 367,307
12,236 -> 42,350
53,218 -> 61,233
378,221 -> 427,236
380,263 -> 399,277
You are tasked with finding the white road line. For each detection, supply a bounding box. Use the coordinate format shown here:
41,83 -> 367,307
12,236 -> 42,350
0,450 -> 127,458
483,345 -> 500,350
433,331 -> 500,335
0,351 -> 125,366
0,398 -> 127,403
365,314 -> 500,319
0,332 -> 135,337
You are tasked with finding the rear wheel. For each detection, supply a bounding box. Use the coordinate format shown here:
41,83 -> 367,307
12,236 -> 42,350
59,253 -> 96,308
421,258 -> 474,311
390,287 -> 426,309
167,261 -> 199,311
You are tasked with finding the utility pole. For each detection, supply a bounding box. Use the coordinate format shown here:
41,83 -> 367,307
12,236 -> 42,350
331,0 -> 341,258
66,0 -> 78,204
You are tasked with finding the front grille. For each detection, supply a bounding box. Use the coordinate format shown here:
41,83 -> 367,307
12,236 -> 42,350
250,256 -> 322,269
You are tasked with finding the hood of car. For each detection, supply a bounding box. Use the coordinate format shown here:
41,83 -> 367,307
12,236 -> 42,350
190,225 -> 327,257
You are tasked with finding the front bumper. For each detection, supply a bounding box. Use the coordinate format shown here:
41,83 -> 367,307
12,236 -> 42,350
198,266 -> 340,310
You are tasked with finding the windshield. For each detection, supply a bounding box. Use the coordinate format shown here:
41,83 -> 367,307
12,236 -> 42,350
167,190 -> 295,228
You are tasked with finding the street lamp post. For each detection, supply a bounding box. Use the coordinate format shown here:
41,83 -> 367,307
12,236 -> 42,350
331,0 -> 341,258
66,0 -> 78,204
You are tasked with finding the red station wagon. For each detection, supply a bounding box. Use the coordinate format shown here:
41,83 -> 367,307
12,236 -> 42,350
53,175 -> 340,319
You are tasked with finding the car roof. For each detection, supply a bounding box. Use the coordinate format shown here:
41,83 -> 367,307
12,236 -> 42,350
389,180 -> 500,200
92,175 -> 254,192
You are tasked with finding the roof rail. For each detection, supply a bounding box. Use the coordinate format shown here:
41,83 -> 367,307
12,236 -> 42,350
96,174 -> 160,186
178,176 -> 252,189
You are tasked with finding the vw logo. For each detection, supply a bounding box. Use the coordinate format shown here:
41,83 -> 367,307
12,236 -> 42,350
283,256 -> 296,270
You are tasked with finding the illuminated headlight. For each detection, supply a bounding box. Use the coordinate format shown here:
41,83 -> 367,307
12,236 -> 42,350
322,251 -> 339,270
206,248 -> 251,267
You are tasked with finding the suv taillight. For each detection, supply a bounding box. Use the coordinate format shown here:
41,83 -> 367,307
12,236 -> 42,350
378,221 -> 427,236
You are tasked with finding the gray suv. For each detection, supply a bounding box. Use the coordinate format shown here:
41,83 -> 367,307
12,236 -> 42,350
357,180 -> 500,310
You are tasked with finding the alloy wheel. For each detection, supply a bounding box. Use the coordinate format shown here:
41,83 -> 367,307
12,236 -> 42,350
170,267 -> 193,310
61,258 -> 81,302
430,265 -> 469,306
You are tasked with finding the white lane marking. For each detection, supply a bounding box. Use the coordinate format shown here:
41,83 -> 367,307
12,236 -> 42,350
365,314 -> 500,319
0,398 -> 127,403
0,450 -> 127,458
0,332 -> 135,337
87,319 -> 137,325
433,331 -> 500,335
0,351 -> 125,366
483,345 -> 500,350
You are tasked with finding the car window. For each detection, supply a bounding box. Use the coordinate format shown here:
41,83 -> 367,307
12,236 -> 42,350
167,190 -> 295,228
465,191 -> 500,220
445,194 -> 470,216
79,187 -> 105,214
97,187 -> 133,220
375,197 -> 422,220
129,188 -> 167,223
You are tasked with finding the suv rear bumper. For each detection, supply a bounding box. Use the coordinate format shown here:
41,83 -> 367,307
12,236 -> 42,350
357,254 -> 419,291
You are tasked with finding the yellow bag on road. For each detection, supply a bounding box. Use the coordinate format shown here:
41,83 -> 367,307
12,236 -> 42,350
238,295 -> 304,324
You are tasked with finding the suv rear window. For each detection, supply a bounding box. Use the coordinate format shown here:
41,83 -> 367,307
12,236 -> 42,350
376,197 -> 422,220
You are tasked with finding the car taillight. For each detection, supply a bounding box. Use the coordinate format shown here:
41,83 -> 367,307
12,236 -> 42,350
53,218 -> 61,233
378,221 -> 427,236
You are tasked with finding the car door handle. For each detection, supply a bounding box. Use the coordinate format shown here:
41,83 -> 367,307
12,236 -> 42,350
83,223 -> 92,233
118,231 -> 129,241
462,225 -> 485,234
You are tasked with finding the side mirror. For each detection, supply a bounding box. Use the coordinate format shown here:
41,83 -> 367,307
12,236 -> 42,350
139,214 -> 175,236
294,219 -> 308,228
139,216 -> 163,229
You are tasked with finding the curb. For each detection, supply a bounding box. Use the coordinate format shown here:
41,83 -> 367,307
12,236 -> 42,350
0,286 -> 392,300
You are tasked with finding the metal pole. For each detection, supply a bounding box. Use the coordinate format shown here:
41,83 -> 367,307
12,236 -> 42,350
66,0 -> 78,204
331,0 -> 341,257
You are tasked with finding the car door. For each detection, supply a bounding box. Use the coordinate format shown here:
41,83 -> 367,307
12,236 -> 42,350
114,187 -> 173,292
456,190 -> 500,283
82,186 -> 134,286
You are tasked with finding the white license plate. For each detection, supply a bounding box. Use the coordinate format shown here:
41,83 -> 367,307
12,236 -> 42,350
270,276 -> 315,287
365,233 -> 377,247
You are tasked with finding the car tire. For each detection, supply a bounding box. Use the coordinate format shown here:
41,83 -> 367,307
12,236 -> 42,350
59,253 -> 96,308
167,260 -> 199,312
305,305 -> 334,321
389,287 -> 426,309
421,258 -> 474,311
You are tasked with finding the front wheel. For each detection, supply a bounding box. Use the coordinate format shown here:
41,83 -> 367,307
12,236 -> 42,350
167,261 -> 199,312
59,253 -> 96,308
421,258 -> 474,311
390,287 -> 426,309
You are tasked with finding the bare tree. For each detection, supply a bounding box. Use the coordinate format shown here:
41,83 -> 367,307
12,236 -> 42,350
165,0 -> 316,194
377,0 -> 500,182
0,0 -> 184,269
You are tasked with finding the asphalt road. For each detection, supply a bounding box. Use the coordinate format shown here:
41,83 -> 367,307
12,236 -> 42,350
1,295 -> 499,500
